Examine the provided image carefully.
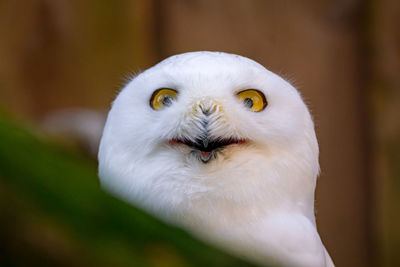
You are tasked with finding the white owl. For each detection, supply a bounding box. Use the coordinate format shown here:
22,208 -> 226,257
98,51 -> 334,267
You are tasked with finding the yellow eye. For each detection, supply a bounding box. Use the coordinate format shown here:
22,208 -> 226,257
236,89 -> 267,112
150,88 -> 178,110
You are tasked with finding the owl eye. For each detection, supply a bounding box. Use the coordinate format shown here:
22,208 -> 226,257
150,88 -> 178,110
236,89 -> 267,112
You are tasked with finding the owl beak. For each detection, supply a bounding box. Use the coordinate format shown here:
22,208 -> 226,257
197,150 -> 213,163
169,137 -> 246,163
191,135 -> 216,163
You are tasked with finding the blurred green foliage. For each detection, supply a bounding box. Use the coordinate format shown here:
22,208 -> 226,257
0,115 -> 253,267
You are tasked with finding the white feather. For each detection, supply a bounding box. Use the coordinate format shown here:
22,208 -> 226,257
98,51 -> 334,267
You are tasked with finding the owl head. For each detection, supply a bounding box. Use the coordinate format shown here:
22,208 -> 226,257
98,52 -> 319,222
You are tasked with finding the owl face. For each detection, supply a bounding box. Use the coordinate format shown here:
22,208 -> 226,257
105,52 -> 313,165
98,52 -> 318,217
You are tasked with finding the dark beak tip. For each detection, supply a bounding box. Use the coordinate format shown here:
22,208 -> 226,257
201,158 -> 211,163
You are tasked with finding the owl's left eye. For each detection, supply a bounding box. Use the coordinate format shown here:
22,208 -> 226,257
236,89 -> 267,112
150,88 -> 178,110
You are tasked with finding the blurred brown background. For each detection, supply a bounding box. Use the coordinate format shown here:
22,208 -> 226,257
0,0 -> 399,266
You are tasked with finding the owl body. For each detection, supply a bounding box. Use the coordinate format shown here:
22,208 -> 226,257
98,52 -> 334,266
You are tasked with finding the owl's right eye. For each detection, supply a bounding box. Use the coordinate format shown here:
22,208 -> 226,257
150,88 -> 178,110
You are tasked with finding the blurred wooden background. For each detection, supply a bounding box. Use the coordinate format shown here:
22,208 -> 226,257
0,0 -> 399,266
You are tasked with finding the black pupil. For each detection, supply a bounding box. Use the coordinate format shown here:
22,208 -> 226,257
162,95 -> 173,106
243,98 -> 253,108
